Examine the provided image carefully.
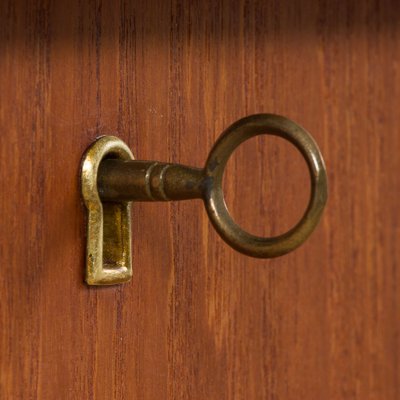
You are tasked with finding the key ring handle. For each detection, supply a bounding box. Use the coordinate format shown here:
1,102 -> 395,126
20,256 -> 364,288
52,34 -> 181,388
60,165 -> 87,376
203,114 -> 328,258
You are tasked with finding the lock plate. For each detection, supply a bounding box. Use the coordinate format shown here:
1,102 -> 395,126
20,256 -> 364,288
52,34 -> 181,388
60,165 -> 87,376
81,136 -> 134,285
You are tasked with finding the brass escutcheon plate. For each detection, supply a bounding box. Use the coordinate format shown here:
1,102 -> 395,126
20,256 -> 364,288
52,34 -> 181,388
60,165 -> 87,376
81,136 -> 134,285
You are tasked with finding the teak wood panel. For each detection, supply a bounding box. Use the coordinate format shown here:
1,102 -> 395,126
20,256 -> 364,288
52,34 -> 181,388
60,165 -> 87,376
1,1 -> 399,399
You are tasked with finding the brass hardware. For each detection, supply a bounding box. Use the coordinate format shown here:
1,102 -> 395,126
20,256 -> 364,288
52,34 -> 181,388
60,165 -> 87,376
82,114 -> 327,285
81,136 -> 134,285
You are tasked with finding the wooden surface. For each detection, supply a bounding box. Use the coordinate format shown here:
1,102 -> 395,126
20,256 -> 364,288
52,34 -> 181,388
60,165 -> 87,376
1,1 -> 400,398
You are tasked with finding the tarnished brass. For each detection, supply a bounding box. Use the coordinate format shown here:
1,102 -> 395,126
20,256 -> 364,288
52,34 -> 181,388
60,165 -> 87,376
81,136 -> 134,285
82,114 -> 328,285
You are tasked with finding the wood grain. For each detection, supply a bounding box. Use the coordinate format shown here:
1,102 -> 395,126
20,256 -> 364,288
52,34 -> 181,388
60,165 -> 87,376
1,0 -> 399,398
